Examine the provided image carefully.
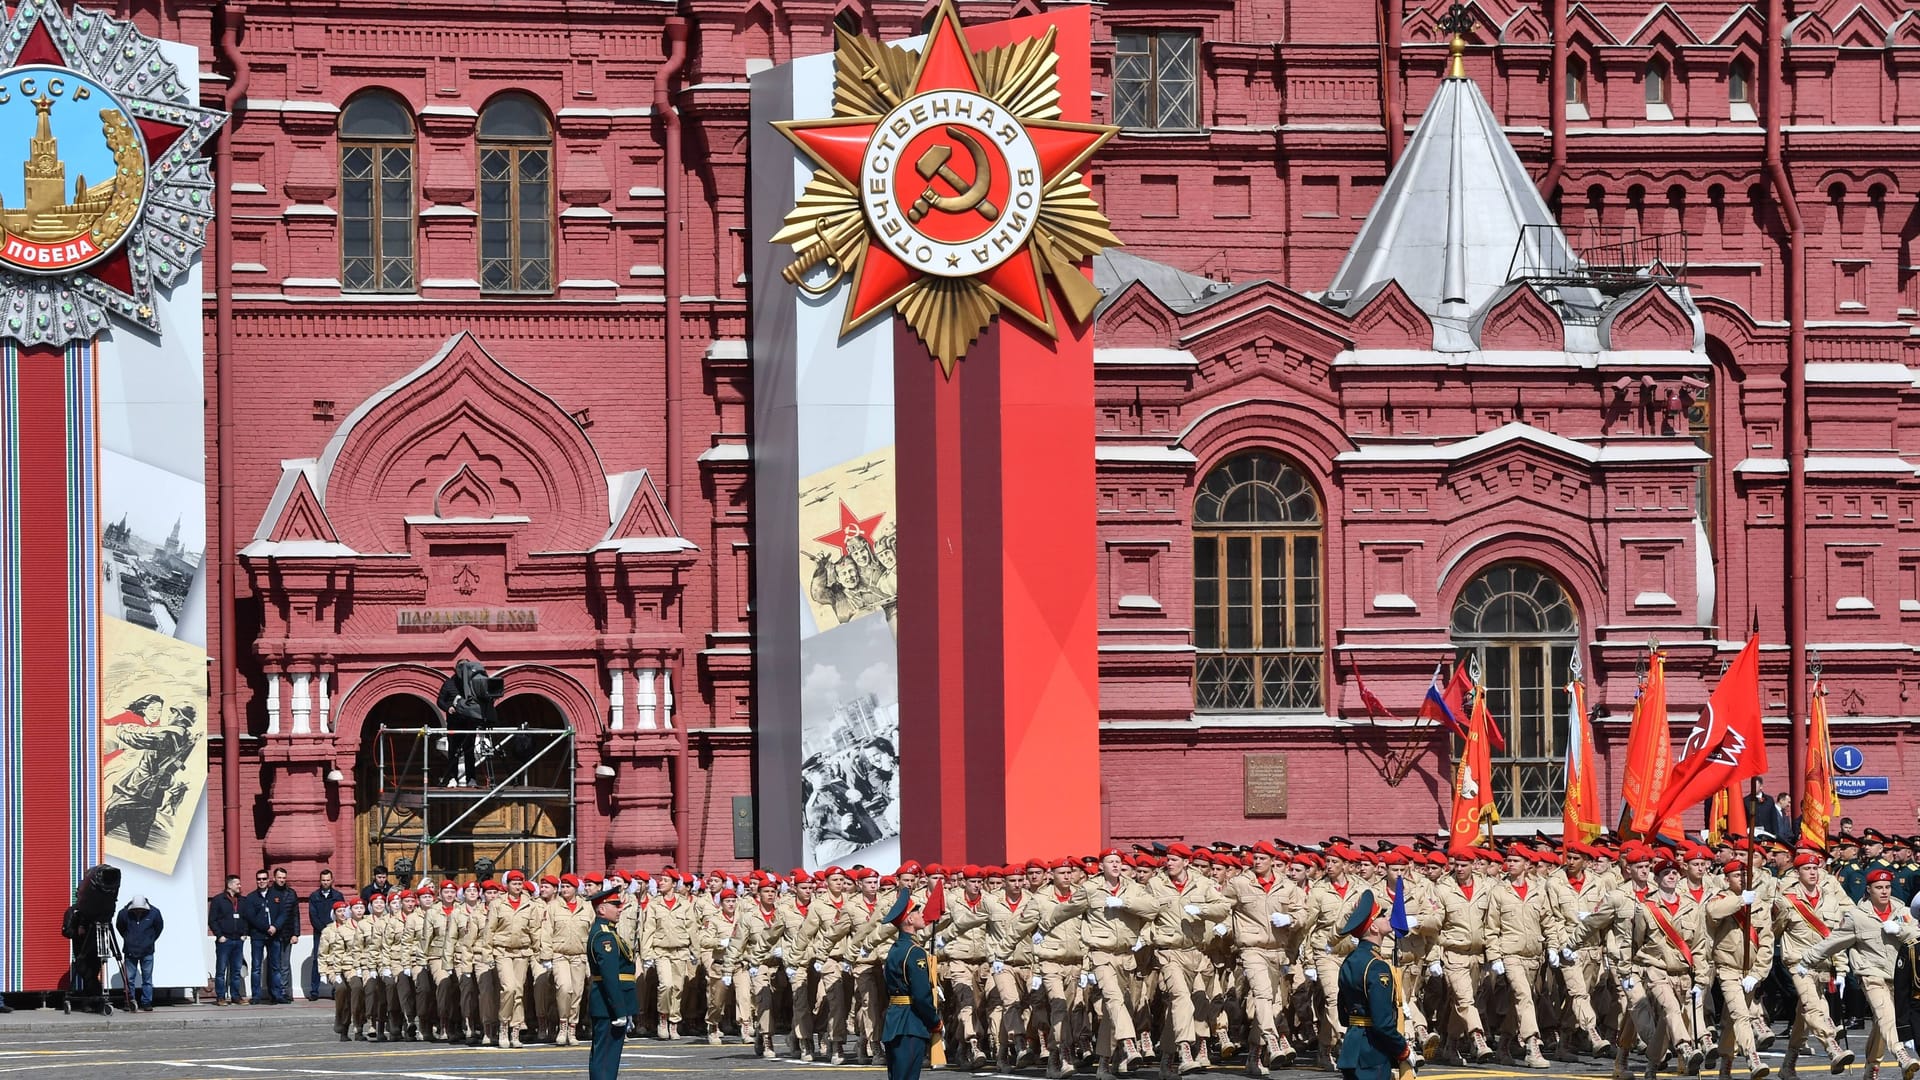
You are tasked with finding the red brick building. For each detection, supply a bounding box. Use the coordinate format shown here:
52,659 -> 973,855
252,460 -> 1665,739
140,0 -> 1920,888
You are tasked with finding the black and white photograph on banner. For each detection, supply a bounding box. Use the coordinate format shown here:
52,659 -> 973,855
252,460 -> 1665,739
100,449 -> 207,644
797,612 -> 900,870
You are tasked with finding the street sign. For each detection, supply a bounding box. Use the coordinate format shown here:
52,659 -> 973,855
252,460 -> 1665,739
1833,745 -> 1865,774
1833,775 -> 1889,799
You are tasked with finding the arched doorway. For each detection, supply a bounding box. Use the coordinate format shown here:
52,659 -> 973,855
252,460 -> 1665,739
356,692 -> 574,880
1449,562 -> 1579,822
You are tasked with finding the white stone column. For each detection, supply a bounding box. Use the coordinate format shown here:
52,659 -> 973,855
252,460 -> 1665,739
290,671 -> 312,734
660,668 -> 674,730
317,671 -> 332,733
265,672 -> 282,736
634,667 -> 657,729
609,668 -> 625,731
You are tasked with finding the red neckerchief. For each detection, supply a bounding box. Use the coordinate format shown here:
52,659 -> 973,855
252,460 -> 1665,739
1688,886 -> 1705,903
508,897 -> 521,910
760,905 -> 777,925
795,902 -> 809,917
1513,880 -> 1528,900
1567,875 -> 1583,891
1006,893 -> 1022,912
1787,890 -> 1830,937
663,897 -> 676,910
565,900 -> 578,913
1255,875 -> 1276,893
442,904 -> 455,915
1331,880 -> 1348,898
832,897 -> 845,910
1644,896 -> 1695,965
1874,903 -> 1893,920
1459,881 -> 1473,900
863,899 -> 876,915
1054,889 -> 1073,903
965,893 -> 982,910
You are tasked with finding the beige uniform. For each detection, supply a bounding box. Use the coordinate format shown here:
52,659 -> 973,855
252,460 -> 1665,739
423,902 -> 459,1038
1433,875 -> 1493,1041
1032,886 -> 1089,1069
1484,875 -> 1555,1046
1150,872 -> 1231,1053
1619,892 -> 1709,1067
1303,879 -> 1363,1054
1773,882 -> 1851,1059
488,893 -> 542,1040
700,905 -> 753,1038
724,902 -> 789,1048
937,890 -> 994,1053
1703,887 -> 1774,1066
544,896 -> 593,1042
1807,898 -> 1920,1072
1224,869 -> 1307,1059
1544,870 -> 1615,1048
1060,876 -> 1161,1052
644,893 -> 700,1032
983,889 -> 1044,1062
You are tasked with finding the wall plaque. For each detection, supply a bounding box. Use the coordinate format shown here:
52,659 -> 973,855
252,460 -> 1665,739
1243,753 -> 1289,818
396,607 -> 538,633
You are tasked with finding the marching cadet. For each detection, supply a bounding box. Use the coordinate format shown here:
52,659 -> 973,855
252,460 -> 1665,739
338,898 -> 373,1040
1383,849 -> 1442,1065
881,888 -> 941,1080
1548,842 -> 1616,1058
1485,847 -> 1553,1069
1617,857 -> 1709,1080
724,877 -> 790,1060
529,876 -> 559,1043
848,869 -> 891,1064
985,860 -> 1045,1071
319,899 -> 353,1040
700,887 -> 752,1045
1196,851 -> 1244,1065
425,881 -> 460,1042
545,874 -> 594,1046
1151,844 -> 1231,1076
936,866 -> 994,1067
1773,852 -> 1855,1077
587,881 -> 639,1080
363,892 -> 397,1041
1034,858 -> 1091,1079
1062,848 -> 1162,1076
643,870 -> 699,1041
474,879 -> 508,1045
1704,859 -> 1774,1080
1334,890 -> 1414,1080
800,866 -> 860,1062
488,870 -> 541,1048
1432,853 -> 1497,1064
1228,841 -> 1305,1068
1802,868 -> 1920,1080
395,887 -> 428,1041
1305,846 -> 1364,1066
454,881 -> 493,1046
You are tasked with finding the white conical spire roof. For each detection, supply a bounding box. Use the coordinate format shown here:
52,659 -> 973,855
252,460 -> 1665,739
1326,70 -> 1575,323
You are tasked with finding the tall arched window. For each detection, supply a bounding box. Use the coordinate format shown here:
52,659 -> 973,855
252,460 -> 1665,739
478,93 -> 553,294
1451,562 -> 1579,820
339,91 -> 416,293
1644,57 -> 1671,119
1192,452 -> 1323,712
1566,55 -> 1586,107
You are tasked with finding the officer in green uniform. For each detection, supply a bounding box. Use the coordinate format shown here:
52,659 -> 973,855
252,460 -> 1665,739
1335,890 -> 1413,1080
880,889 -> 940,1080
1892,836 -> 1920,904
1833,836 -> 1867,902
586,883 -> 637,1080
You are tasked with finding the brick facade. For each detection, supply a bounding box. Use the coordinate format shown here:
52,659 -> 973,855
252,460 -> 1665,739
123,0 -> 1920,888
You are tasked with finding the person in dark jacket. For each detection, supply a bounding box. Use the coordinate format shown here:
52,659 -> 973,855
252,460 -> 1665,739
264,867 -> 301,1003
241,869 -> 274,1004
209,874 -> 248,1004
307,868 -> 344,1000
115,897 -> 164,1010
361,866 -> 392,905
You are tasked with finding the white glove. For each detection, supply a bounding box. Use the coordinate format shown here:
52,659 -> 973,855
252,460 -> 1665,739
785,967 -> 800,982
772,947 -> 784,959
1792,963 -> 1810,977
1427,960 -> 1443,978
1491,959 -> 1505,976
1562,947 -> 1577,964
1130,937 -> 1145,952
934,936 -> 945,951
1212,922 -> 1230,938
1742,975 -> 1759,993
611,1017 -> 629,1032
644,958 -> 655,970
841,962 -> 852,973
1620,976 -> 1636,992
1270,912 -> 1292,928
991,960 -> 1005,975
1837,975 -> 1847,994
1104,895 -> 1125,910
722,975 -> 733,987
1029,975 -> 1043,992
380,967 -> 393,978
321,973 -> 332,985
1884,920 -> 1903,935
648,879 -> 659,896
1405,915 -> 1420,931
1548,951 -> 1561,968
1033,932 -> 1045,946
1078,972 -> 1093,988
812,961 -> 825,974
1690,985 -> 1703,1003
1304,965 -> 1319,983
541,961 -> 553,972
1184,904 -> 1202,917
1575,910 -> 1590,923
1740,890 -> 1757,906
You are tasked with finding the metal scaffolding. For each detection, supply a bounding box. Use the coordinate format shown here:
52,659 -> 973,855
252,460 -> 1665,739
366,725 -> 576,879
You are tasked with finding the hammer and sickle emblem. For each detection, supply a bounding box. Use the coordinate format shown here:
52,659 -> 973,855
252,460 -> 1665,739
909,126 -> 1000,224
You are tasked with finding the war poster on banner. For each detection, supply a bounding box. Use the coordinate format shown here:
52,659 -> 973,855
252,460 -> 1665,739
0,2 -> 223,994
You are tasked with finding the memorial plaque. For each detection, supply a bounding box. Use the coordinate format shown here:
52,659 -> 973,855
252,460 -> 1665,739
1243,754 -> 1289,818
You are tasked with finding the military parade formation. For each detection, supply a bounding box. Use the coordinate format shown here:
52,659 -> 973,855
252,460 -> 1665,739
311,829 -> 1920,1080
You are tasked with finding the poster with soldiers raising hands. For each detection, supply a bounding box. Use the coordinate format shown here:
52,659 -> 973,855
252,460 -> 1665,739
797,445 -> 898,634
100,616 -> 208,875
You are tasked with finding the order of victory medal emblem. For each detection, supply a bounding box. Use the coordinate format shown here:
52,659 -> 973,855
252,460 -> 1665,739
772,0 -> 1120,373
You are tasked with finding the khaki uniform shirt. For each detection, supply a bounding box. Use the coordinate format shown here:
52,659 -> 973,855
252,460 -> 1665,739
1223,871 -> 1306,952
1807,899 -> 1920,980
1485,877 -> 1555,962
1773,883 -> 1852,972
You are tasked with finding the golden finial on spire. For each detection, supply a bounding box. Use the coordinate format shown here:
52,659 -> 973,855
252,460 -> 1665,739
1439,3 -> 1474,80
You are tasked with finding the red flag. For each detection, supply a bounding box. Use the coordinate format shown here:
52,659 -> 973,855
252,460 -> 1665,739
1447,688 -> 1498,855
1350,661 -> 1399,722
1801,680 -> 1840,850
1651,636 -> 1767,831
1620,650 -> 1672,837
1418,662 -> 1469,738
1562,666 -> 1603,843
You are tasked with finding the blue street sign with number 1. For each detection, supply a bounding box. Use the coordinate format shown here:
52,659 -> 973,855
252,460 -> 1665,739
1833,745 -> 1864,774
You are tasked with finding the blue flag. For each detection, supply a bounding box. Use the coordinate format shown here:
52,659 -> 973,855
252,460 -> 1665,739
1388,875 -> 1410,937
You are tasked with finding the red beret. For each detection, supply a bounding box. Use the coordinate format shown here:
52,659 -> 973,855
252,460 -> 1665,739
332,900 -> 348,911
719,889 -> 737,900
924,863 -> 946,877
897,861 -> 922,875
1252,841 -> 1282,858
582,873 -> 604,885
1098,848 -> 1124,861
504,870 -> 526,882
482,879 -> 503,891
880,875 -> 897,887
1868,869 -> 1895,884
1167,843 -> 1195,860
416,886 -> 435,898
561,874 -> 581,888
824,866 -> 847,879
540,875 -> 560,887
1429,852 -> 1449,866
959,864 -> 981,879
1793,852 -> 1821,868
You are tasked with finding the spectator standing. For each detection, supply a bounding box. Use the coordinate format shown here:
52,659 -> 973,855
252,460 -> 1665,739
361,866 -> 392,905
307,869 -> 344,1000
1775,793 -> 1799,844
115,897 -> 164,1011
1744,778 -> 1786,839
265,866 -> 301,1003
208,874 -> 248,1005
241,869 -> 273,1003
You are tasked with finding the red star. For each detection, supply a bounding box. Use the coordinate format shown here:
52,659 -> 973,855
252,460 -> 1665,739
777,2 -> 1112,337
813,500 -> 887,553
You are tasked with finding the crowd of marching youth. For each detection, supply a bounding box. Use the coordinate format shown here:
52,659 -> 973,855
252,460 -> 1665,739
308,828 -> 1920,1080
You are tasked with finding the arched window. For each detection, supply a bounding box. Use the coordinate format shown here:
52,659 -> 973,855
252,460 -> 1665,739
1566,55 -> 1587,107
1728,57 -> 1754,120
1645,57 -> 1670,106
339,91 -> 415,293
1450,562 -> 1579,820
1192,452 -> 1323,712
478,93 -> 553,294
